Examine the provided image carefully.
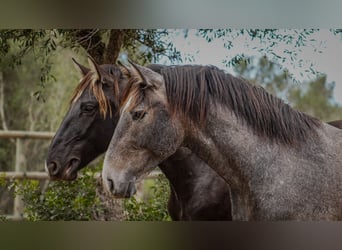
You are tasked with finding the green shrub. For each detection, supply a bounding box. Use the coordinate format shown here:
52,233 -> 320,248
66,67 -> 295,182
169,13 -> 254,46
1,166 -> 172,221
10,166 -> 104,221
123,174 -> 171,221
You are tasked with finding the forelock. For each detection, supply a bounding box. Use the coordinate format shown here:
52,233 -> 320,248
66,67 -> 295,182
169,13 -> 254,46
69,69 -> 113,119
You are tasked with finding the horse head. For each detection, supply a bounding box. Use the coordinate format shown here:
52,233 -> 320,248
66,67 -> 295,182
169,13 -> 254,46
45,57 -> 121,180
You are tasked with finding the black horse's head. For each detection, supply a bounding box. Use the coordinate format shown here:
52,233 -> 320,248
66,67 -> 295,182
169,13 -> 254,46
45,57 -> 122,180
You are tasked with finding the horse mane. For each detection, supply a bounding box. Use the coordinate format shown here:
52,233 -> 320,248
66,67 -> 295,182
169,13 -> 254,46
165,65 -> 322,144
121,64 -> 322,145
70,65 -> 121,118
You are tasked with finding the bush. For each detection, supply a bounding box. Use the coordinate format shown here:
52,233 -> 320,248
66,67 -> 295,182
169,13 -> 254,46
123,174 -> 171,221
9,166 -> 104,221
1,166 -> 172,221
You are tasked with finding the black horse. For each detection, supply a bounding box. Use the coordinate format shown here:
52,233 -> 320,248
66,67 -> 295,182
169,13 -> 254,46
45,58 -> 231,220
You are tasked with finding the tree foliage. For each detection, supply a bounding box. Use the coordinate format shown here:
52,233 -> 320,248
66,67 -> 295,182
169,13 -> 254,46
233,56 -> 342,121
233,55 -> 291,97
0,29 -> 182,101
288,76 -> 341,121
197,29 -> 328,82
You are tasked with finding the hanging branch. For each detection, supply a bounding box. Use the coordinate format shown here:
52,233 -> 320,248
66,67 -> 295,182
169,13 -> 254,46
0,71 -> 9,131
0,71 -> 15,144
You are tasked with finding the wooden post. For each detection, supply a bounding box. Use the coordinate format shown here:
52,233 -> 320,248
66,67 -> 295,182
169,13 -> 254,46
13,138 -> 25,219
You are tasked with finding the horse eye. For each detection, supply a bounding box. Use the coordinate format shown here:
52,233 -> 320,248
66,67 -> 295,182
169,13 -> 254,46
86,105 -> 94,111
131,110 -> 147,121
82,103 -> 96,112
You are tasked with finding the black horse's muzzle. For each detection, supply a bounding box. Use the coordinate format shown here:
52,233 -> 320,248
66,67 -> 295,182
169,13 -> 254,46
45,157 -> 80,181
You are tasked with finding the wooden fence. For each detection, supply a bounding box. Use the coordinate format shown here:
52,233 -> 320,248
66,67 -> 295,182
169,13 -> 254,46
0,130 -> 160,220
0,130 -> 54,220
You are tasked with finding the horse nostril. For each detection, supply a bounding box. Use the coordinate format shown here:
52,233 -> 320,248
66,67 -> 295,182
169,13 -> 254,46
107,178 -> 114,193
47,162 -> 59,176
69,158 -> 79,166
67,158 -> 80,172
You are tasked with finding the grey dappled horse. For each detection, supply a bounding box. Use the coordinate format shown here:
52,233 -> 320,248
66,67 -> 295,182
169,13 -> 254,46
102,62 -> 342,220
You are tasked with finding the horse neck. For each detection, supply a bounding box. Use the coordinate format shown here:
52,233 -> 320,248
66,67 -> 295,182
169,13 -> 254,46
182,105 -> 285,220
183,104 -> 281,190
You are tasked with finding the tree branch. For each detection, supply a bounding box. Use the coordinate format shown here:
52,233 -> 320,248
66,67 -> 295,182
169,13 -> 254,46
73,29 -> 105,63
103,29 -> 126,64
0,71 -> 9,131
0,71 -> 15,144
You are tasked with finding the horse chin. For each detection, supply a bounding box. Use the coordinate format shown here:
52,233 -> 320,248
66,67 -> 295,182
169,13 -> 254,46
48,172 -> 77,181
63,172 -> 78,181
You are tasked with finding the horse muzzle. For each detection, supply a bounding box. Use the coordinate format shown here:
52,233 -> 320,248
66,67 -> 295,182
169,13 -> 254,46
45,158 -> 80,181
105,177 -> 137,198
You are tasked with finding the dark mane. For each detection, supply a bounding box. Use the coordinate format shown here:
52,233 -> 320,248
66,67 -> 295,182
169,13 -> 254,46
146,64 -> 166,74
159,65 -> 321,144
119,64 -> 321,145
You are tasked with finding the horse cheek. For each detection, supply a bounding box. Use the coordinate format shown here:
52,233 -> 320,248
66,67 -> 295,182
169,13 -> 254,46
149,119 -> 182,157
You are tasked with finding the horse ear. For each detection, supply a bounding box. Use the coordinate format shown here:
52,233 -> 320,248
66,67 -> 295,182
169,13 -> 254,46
117,60 -> 131,77
127,59 -> 152,88
88,56 -> 101,80
72,58 -> 90,76
87,56 -> 104,82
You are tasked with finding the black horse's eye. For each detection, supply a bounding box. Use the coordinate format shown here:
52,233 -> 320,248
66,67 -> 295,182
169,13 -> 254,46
81,103 -> 96,113
131,110 -> 147,121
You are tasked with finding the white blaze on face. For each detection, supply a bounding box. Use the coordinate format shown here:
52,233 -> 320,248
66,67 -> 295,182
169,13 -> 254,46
120,96 -> 133,115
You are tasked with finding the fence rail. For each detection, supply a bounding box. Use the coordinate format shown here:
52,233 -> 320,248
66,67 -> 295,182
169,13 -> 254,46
0,130 -> 55,139
0,171 -> 49,180
0,130 -> 55,220
0,130 -> 161,220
